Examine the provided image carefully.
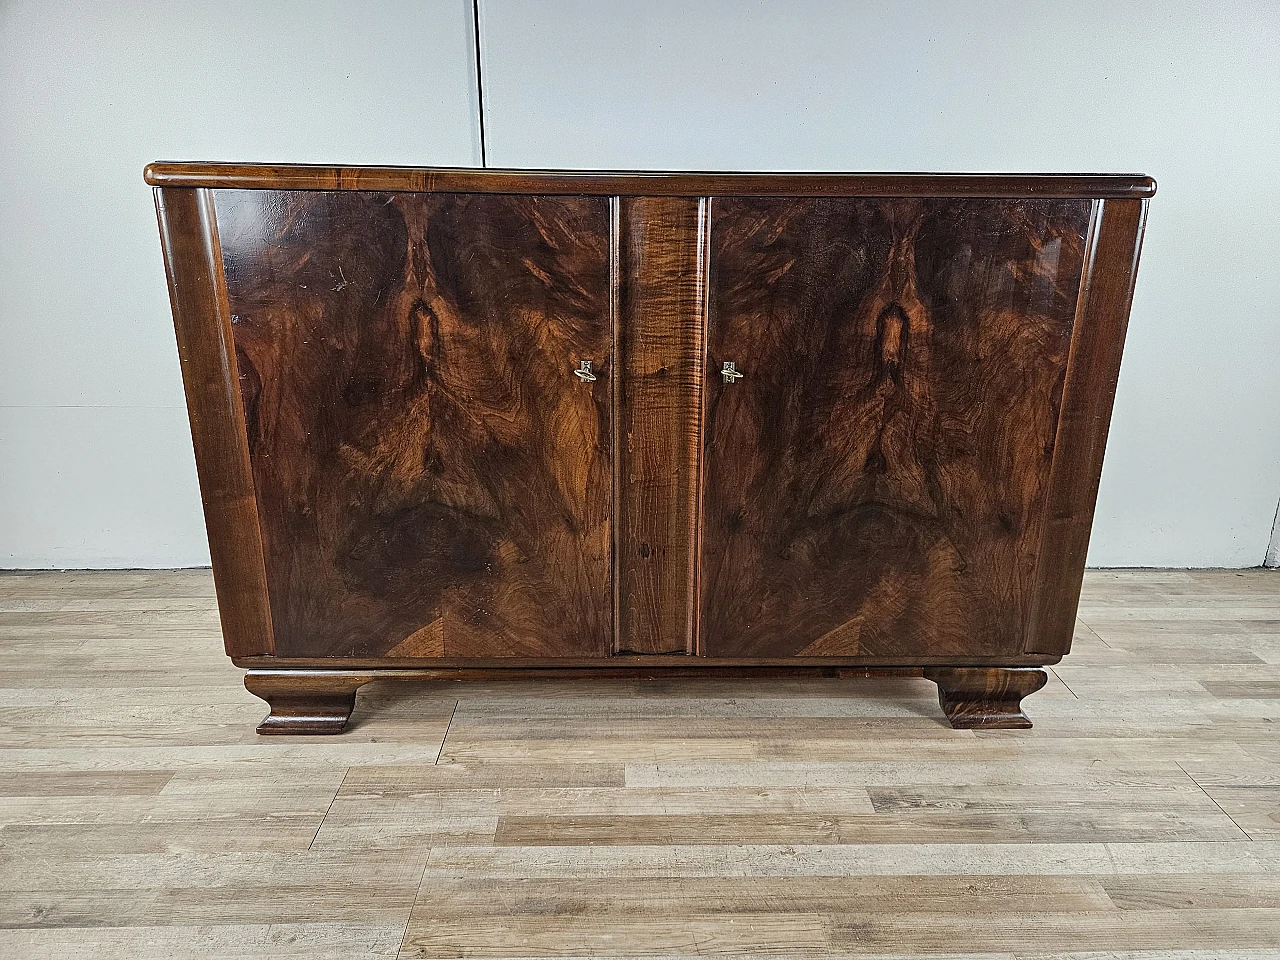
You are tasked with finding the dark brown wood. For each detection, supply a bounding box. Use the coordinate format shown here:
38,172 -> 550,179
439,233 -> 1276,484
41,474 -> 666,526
614,197 -> 708,654
213,189 -> 613,659
241,665 -> 936,686
700,197 -> 1092,660
148,164 -> 1152,734
924,666 -> 1049,729
154,187 -> 274,658
243,670 -> 370,734
233,653 -> 1059,670
1026,199 -> 1149,657
145,163 -> 1156,199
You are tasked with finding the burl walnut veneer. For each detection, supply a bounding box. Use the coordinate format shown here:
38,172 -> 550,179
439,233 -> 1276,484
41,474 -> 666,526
147,164 -> 1153,734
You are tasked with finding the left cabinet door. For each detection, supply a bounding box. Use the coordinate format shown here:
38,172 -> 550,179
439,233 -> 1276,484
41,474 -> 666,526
213,190 -> 613,659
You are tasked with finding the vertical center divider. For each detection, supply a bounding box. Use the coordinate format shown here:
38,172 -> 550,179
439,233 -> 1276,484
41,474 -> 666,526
611,196 -> 711,655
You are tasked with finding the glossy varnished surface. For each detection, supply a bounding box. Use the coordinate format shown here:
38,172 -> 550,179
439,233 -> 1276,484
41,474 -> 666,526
1027,199 -> 1149,656
3,569 -> 1280,957
700,197 -> 1094,659
613,197 -> 708,655
151,165 -> 1149,697
925,666 -> 1050,729
144,162 -> 1157,199
214,190 -> 613,658
154,189 -> 274,658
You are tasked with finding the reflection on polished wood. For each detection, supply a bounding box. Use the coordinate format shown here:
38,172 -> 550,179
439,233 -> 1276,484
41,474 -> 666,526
152,166 -> 1151,732
2,569 -> 1280,956
145,162 -> 1158,199
214,190 -> 613,660
701,197 -> 1091,659
924,666 -> 1049,728
614,196 -> 708,655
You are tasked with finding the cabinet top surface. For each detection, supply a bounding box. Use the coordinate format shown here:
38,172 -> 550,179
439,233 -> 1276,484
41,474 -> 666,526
145,162 -> 1155,198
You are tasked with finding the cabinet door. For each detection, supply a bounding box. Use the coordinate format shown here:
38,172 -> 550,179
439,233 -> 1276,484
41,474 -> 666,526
699,197 -> 1092,659
214,190 -> 613,659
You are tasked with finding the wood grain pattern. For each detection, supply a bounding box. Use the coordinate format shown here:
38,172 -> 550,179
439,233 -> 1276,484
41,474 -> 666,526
923,666 -> 1049,729
242,670 -> 369,735
700,197 -> 1094,660
144,162 -> 1158,199
154,187 -> 274,659
613,197 -> 707,654
213,190 -> 612,659
148,167 -> 1151,734
231,654 -> 1054,669
1026,199 -> 1149,657
4,568 -> 1279,958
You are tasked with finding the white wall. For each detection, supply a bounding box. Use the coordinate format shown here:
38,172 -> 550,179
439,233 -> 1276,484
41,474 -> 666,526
476,0 -> 1280,568
0,0 -> 480,567
3,0 -> 1278,568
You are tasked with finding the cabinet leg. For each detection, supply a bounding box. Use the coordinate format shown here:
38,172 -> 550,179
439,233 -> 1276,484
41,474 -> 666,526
243,670 -> 371,735
923,667 -> 1048,729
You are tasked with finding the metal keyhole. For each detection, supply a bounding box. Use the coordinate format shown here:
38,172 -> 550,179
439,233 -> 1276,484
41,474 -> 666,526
574,360 -> 598,383
721,360 -> 744,384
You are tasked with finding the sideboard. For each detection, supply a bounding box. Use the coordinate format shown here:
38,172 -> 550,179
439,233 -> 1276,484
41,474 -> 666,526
146,163 -> 1152,734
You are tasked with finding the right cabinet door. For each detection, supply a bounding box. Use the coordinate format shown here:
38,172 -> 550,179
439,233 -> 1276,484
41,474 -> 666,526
698,197 -> 1093,659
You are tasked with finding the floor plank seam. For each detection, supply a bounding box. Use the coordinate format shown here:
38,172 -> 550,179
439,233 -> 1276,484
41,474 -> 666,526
397,847 -> 434,960
436,699 -> 459,765
1050,666 -> 1080,700
1174,757 -> 1257,842
1077,617 -> 1113,649
308,766 -> 350,851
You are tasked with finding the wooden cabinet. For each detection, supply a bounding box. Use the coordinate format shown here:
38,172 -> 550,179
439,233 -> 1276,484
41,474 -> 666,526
148,164 -> 1152,734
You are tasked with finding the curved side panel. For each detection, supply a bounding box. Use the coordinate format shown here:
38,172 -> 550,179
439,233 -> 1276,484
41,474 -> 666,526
1025,199 -> 1149,656
154,187 -> 275,658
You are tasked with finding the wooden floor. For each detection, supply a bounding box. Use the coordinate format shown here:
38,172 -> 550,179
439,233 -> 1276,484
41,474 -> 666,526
1,570 -> 1279,958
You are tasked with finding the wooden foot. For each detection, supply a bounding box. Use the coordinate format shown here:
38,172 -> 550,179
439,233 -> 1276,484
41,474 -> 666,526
923,667 -> 1048,729
243,670 -> 371,735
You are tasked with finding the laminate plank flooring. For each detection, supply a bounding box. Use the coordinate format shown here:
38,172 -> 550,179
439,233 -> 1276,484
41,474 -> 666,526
1,568 -> 1279,958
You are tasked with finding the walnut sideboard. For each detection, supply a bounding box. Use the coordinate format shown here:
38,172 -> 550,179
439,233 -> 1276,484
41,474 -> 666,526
146,163 -> 1153,734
